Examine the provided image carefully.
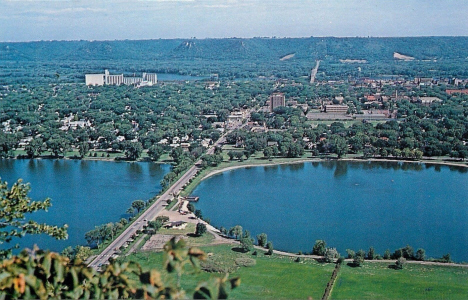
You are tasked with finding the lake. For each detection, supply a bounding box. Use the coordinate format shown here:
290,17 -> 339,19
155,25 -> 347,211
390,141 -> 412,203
192,161 -> 468,262
0,159 -> 170,252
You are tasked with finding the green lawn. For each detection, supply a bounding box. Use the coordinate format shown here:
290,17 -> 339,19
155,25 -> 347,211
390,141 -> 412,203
124,244 -> 334,299
230,253 -> 333,299
331,262 -> 468,299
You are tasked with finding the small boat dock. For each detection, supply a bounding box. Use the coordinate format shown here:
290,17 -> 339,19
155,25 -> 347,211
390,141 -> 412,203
184,196 -> 199,202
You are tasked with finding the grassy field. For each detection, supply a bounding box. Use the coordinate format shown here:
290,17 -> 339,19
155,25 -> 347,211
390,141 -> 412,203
229,252 -> 333,299
118,234 -> 468,299
331,262 -> 468,299
124,243 -> 334,299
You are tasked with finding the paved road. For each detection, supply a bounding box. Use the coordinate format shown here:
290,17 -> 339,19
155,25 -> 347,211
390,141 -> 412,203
88,133 -> 228,270
310,60 -> 320,84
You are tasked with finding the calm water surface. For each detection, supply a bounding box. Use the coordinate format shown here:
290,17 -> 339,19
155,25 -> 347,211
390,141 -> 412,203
193,161 -> 468,262
0,159 -> 170,252
157,73 -> 207,81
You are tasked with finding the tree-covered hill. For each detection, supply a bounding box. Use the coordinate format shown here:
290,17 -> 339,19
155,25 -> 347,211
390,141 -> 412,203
2,37 -> 468,62
2,37 -> 468,85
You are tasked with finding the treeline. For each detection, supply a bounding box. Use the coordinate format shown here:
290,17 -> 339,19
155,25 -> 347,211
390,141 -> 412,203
304,239 -> 453,268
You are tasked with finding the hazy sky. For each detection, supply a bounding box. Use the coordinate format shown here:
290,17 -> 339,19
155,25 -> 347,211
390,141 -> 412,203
1,0 -> 467,42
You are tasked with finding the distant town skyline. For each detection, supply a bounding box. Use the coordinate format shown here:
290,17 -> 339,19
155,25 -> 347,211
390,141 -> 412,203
1,0 -> 467,42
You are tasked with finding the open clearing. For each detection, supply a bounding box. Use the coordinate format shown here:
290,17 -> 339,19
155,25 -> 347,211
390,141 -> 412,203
393,52 -> 415,61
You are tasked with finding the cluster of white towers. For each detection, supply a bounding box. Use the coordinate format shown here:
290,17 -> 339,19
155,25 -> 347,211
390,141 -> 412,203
85,69 -> 157,86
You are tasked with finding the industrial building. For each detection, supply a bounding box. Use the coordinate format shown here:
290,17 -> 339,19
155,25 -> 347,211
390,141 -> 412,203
324,105 -> 349,114
85,70 -> 157,86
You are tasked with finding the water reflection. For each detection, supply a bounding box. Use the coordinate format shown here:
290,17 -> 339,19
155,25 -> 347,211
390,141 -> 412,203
288,163 -> 305,172
448,165 -> 468,173
306,160 -> 466,175
333,161 -> 348,178
304,160 -> 432,175
149,162 -> 163,173
53,159 -> 67,172
27,159 -> 37,171
264,165 -> 279,172
79,160 -> 90,171
321,160 -> 336,170
128,162 -> 143,177
0,158 -> 15,170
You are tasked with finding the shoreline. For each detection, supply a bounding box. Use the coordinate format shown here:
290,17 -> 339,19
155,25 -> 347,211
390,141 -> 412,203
201,157 -> 468,181
7,154 -> 467,170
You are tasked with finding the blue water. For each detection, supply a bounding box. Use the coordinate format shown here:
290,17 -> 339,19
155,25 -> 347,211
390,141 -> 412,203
157,73 -> 207,81
0,159 -> 170,252
193,161 -> 468,262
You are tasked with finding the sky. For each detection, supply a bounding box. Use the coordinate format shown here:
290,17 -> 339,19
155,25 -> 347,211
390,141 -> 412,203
1,0 -> 467,42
